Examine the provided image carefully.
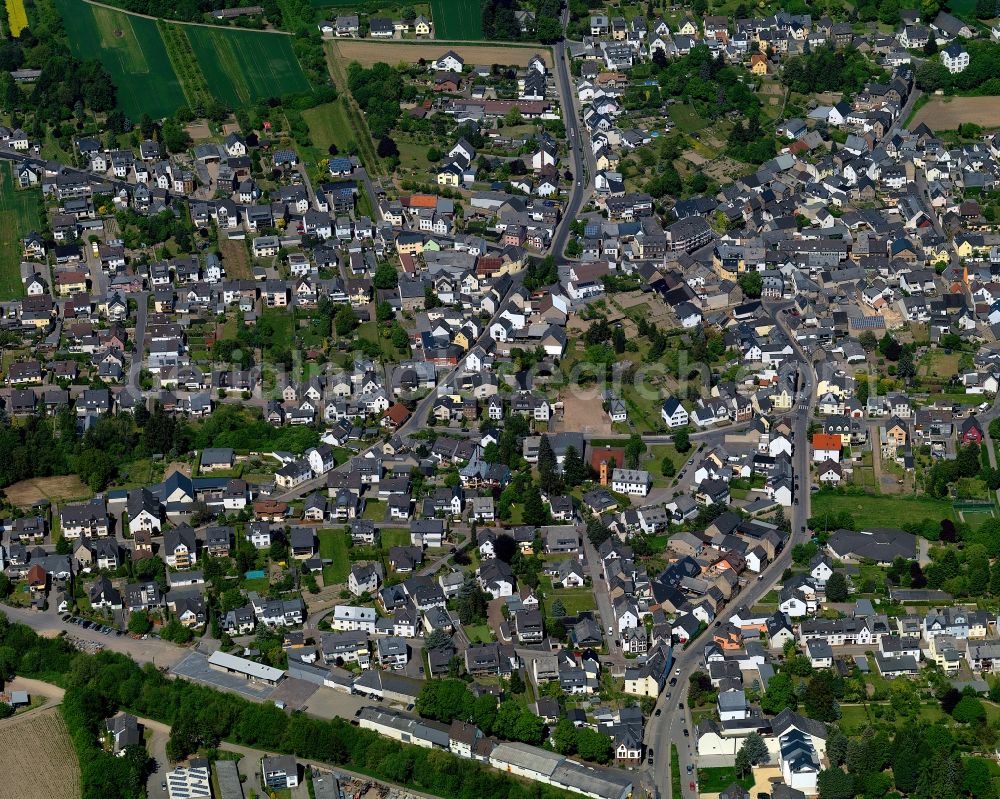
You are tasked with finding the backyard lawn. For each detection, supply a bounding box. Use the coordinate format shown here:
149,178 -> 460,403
380,527 -> 411,549
840,702 -> 950,732
463,623 -> 494,643
318,529 -> 350,584
810,491 -> 957,526
698,767 -> 753,793
544,587 -> 597,615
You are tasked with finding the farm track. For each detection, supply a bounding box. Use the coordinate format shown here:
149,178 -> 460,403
80,0 -> 294,31
325,42 -> 385,178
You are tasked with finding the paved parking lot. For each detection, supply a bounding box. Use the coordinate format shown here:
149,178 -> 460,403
300,685 -> 373,720
171,651 -> 276,701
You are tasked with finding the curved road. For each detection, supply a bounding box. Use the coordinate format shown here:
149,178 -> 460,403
643,304 -> 818,799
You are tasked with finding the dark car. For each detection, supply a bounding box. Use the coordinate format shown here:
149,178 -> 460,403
669,677 -> 677,686
683,728 -> 689,737
655,709 -> 662,717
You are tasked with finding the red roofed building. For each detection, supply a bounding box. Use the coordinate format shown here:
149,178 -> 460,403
383,402 -> 411,429
812,433 -> 842,463
476,256 -> 502,276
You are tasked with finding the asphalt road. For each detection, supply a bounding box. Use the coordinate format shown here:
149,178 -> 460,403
643,307 -> 818,799
550,38 -> 590,264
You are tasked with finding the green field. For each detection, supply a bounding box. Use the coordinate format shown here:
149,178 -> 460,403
53,0 -> 186,119
302,100 -> 356,154
0,163 -> 38,299
429,0 -> 483,39
811,491 -> 957,527
669,103 -> 709,133
318,528 -> 350,585
186,26 -> 310,107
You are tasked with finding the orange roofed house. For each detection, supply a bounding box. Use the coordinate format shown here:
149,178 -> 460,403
713,622 -> 743,650
812,433 -> 842,463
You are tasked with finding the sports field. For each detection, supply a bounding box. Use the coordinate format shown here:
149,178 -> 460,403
53,0 -> 186,118
0,163 -> 38,300
185,26 -> 310,107
6,0 -> 28,35
429,0 -> 483,39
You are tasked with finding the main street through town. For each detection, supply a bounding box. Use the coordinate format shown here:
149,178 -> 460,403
642,308 -> 817,799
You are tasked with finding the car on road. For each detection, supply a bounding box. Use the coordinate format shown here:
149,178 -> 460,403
669,677 -> 677,686
679,702 -> 684,709
683,728 -> 689,737
687,765 -> 694,774
655,709 -> 661,716
161,782 -> 167,790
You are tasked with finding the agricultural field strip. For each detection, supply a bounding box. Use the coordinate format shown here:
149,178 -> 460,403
0,708 -> 81,799
6,0 -> 28,35
158,21 -> 214,108
429,0 -> 483,40
54,0 -> 308,115
332,39 -> 551,67
186,25 -> 311,107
